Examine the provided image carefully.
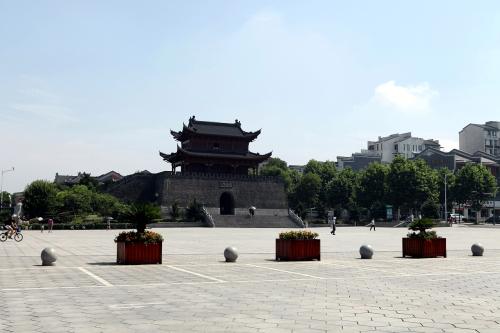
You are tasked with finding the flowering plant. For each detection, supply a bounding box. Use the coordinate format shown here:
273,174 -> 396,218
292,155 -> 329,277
279,230 -> 319,240
114,230 -> 164,244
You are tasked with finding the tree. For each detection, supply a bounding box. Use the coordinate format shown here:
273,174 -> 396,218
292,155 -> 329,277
421,199 -> 440,218
293,173 -> 322,210
386,156 -> 439,220
56,185 -> 93,216
260,157 -> 299,191
78,173 -> 98,190
303,160 -> 336,185
412,159 -> 439,211
23,180 -> 58,218
453,164 -> 497,222
0,191 -> 11,208
357,163 -> 389,215
326,168 -> 358,213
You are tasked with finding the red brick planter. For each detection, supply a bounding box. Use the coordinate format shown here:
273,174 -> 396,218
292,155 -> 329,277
402,238 -> 446,258
117,242 -> 163,264
276,239 -> 320,261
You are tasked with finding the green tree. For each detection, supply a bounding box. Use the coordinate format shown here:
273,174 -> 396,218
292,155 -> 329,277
303,160 -> 337,184
78,173 -> 98,190
260,157 -> 299,191
0,191 -> 11,208
453,164 -> 497,222
421,199 -> 440,218
92,192 -> 129,218
326,168 -> 358,213
23,180 -> 58,218
357,163 -> 389,215
293,173 -> 322,209
412,159 -> 439,210
56,185 -> 93,215
386,157 -> 439,220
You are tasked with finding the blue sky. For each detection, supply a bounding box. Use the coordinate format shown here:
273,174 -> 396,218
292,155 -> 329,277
1,1 -> 500,192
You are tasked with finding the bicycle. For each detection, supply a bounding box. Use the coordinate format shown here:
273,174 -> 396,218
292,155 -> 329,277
0,228 -> 23,242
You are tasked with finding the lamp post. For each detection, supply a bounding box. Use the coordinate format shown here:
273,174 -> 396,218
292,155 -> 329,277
444,173 -> 448,223
1,167 -> 15,209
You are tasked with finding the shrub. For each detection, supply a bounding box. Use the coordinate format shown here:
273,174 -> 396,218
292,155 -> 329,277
170,201 -> 180,221
185,199 -> 204,221
114,230 -> 163,244
279,230 -> 319,240
421,200 -> 440,219
407,218 -> 438,239
123,203 -> 161,234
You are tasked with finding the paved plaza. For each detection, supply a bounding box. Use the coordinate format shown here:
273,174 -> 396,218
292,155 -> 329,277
1,226 -> 500,332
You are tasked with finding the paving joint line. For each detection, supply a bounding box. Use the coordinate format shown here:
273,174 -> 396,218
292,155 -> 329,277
77,267 -> 113,286
246,263 -> 325,279
164,265 -> 226,283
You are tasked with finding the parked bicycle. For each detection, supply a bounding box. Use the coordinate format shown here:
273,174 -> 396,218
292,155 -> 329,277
0,227 -> 23,242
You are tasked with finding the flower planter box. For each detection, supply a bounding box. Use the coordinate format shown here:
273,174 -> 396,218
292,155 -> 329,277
116,242 -> 163,264
402,238 -> 446,258
276,239 -> 320,261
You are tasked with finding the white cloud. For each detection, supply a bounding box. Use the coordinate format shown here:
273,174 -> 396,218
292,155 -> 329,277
373,80 -> 438,113
438,138 -> 459,152
10,103 -> 78,123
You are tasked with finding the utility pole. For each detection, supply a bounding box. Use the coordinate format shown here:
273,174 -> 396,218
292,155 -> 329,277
444,173 -> 448,223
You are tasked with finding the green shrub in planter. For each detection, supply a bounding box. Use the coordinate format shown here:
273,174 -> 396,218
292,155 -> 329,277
279,230 -> 319,240
407,218 -> 438,240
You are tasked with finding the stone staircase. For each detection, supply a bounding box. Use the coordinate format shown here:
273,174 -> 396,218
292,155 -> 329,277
213,214 -> 300,228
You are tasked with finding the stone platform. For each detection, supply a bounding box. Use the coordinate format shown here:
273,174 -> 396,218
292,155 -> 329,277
2,227 -> 500,332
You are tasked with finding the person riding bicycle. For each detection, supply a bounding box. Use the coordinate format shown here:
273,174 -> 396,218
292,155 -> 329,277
4,216 -> 17,239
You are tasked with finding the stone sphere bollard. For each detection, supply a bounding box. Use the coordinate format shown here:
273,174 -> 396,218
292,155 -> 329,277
224,246 -> 238,262
41,247 -> 57,266
359,244 -> 374,259
471,243 -> 484,256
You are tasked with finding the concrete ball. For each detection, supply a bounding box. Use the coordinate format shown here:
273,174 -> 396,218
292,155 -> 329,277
359,244 -> 374,259
41,247 -> 57,266
224,246 -> 238,262
471,243 -> 484,256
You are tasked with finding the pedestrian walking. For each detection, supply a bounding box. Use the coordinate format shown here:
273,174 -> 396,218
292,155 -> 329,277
369,218 -> 376,231
330,216 -> 336,235
47,218 -> 54,233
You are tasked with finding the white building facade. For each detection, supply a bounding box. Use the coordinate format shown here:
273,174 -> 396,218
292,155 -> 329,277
367,133 -> 440,163
459,121 -> 500,157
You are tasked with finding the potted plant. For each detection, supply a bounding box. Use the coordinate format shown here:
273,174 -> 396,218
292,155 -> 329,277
115,203 -> 163,264
402,219 -> 446,258
276,230 -> 320,261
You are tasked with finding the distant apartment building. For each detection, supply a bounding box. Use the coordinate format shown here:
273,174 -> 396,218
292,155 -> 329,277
288,165 -> 305,174
337,150 -> 382,171
459,121 -> 500,157
367,132 -> 440,163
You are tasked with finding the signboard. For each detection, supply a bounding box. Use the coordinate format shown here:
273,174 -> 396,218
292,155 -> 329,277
219,181 -> 232,189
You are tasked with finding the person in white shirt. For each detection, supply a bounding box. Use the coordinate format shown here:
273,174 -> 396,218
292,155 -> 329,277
370,219 -> 375,231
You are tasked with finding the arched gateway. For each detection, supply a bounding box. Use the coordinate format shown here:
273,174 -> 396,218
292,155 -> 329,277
220,192 -> 235,215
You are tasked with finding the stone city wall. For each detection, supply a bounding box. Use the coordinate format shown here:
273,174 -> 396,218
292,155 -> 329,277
162,174 -> 287,209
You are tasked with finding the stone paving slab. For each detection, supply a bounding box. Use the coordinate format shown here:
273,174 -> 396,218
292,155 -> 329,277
2,227 -> 500,332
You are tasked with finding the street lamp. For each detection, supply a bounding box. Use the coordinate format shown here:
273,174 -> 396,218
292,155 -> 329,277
444,173 -> 448,223
0,167 -> 15,209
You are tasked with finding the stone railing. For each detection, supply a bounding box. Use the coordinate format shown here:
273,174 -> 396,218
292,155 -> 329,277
201,206 -> 215,228
288,209 -> 305,228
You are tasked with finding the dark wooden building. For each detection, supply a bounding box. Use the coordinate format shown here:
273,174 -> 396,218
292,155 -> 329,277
160,116 -> 272,174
